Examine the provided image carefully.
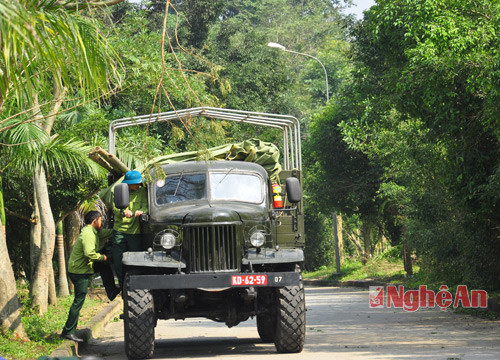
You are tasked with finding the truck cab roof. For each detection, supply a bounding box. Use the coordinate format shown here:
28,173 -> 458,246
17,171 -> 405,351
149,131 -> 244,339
156,160 -> 269,179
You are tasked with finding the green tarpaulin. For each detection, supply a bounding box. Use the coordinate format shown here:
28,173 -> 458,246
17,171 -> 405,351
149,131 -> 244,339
100,139 -> 281,208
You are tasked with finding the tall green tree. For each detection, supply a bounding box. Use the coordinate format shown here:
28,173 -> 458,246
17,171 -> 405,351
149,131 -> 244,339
336,0 -> 500,288
101,3 -> 235,155
305,101 -> 385,261
202,0 -> 351,116
0,0 -> 122,319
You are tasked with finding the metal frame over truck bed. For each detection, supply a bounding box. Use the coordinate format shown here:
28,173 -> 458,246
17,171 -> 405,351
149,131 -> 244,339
108,107 -> 302,171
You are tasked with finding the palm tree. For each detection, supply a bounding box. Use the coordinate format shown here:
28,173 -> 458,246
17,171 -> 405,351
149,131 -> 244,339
1,118 -> 103,303
0,0 -> 123,118
0,0 -> 122,333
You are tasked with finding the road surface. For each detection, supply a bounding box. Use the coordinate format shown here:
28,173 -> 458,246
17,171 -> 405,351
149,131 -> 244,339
81,286 -> 500,359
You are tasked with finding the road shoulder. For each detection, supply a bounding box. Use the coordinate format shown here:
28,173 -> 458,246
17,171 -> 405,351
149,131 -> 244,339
49,297 -> 123,358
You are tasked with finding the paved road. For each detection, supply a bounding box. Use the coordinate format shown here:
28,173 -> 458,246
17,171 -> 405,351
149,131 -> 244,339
81,286 -> 500,359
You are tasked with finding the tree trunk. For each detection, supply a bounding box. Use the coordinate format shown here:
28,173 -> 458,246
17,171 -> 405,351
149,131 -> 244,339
361,219 -> 372,264
30,195 -> 41,283
0,217 -> 28,340
333,213 -> 344,273
337,214 -> 344,267
403,243 -> 413,277
56,221 -> 69,297
64,211 -> 81,293
48,265 -> 57,305
346,228 -> 363,258
31,164 -> 56,315
89,146 -> 130,175
64,211 -> 81,259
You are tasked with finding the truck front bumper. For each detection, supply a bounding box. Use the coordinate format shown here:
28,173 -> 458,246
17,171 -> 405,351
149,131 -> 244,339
128,272 -> 301,290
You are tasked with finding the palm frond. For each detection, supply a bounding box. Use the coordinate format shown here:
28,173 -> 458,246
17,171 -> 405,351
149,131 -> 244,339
56,100 -> 90,128
0,0 -> 123,114
41,137 -> 103,177
116,145 -> 146,170
1,119 -> 49,152
9,135 -> 105,178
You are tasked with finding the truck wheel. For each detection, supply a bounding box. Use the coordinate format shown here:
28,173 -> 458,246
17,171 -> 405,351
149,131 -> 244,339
274,283 -> 306,353
124,273 -> 155,359
257,314 -> 275,343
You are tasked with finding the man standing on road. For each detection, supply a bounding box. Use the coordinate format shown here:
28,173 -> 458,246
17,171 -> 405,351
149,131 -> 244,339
111,170 -> 148,289
61,211 -> 120,343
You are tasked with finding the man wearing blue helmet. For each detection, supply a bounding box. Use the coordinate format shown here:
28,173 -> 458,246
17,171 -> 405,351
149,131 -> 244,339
112,170 -> 148,289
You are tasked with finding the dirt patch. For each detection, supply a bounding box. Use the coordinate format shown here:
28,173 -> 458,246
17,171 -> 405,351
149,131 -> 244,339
79,287 -> 113,325
87,287 -> 109,301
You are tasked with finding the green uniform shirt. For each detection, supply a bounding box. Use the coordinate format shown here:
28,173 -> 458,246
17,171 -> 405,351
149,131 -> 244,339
68,226 -> 113,274
113,186 -> 148,234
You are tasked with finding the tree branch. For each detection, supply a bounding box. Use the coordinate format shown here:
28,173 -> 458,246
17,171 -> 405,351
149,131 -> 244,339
5,208 -> 36,224
43,74 -> 67,134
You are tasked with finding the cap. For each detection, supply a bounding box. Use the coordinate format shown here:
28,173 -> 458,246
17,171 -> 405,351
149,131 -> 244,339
122,170 -> 144,185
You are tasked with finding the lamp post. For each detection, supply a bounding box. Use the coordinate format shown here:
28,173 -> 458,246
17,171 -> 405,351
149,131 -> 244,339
268,42 -> 329,102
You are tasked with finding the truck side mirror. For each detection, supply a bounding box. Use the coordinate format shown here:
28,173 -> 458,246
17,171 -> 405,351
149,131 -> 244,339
285,177 -> 302,203
114,183 -> 130,209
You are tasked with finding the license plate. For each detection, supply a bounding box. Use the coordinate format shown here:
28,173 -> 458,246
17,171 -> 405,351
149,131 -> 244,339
231,274 -> 268,286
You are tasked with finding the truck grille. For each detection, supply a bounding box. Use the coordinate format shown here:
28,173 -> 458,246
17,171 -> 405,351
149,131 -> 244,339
184,225 -> 239,273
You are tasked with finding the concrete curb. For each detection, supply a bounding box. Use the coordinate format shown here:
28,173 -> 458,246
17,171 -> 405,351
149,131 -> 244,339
49,298 -> 123,358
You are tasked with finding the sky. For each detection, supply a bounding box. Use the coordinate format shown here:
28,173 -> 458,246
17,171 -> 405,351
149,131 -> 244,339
343,0 -> 376,19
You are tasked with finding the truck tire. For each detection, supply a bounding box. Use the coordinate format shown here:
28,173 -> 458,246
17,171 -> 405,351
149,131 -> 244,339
257,314 -> 275,343
274,283 -> 306,353
124,273 -> 155,359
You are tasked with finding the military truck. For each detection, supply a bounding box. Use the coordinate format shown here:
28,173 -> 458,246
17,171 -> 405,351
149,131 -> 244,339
108,108 -> 305,359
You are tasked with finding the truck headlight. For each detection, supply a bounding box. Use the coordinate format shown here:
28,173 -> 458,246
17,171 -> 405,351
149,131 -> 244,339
250,231 -> 265,248
160,233 -> 177,249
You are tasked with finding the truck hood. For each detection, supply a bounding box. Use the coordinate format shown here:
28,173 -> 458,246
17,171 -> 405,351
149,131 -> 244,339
151,202 -> 267,224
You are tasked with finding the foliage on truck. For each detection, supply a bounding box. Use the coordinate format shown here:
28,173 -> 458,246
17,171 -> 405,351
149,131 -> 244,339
99,138 -> 283,207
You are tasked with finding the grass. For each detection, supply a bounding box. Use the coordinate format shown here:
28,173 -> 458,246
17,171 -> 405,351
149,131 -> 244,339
304,253 -> 415,284
0,285 -> 109,360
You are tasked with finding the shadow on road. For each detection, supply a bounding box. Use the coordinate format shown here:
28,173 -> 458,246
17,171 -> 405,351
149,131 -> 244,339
83,336 -> 276,359
154,337 -> 276,358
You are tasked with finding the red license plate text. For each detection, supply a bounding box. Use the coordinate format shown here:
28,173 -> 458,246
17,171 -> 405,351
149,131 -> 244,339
231,274 -> 267,286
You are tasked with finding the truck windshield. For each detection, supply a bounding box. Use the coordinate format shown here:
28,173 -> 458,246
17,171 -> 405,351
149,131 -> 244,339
209,172 -> 263,203
156,173 -> 206,204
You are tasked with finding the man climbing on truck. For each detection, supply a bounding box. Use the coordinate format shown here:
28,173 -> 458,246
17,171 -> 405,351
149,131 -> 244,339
111,170 -> 148,289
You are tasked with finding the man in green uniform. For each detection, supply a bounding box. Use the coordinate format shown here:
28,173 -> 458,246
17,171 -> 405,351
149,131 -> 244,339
61,211 -> 120,343
112,170 -> 148,289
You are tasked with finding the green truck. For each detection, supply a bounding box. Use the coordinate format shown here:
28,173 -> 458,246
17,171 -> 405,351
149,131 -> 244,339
108,108 -> 305,359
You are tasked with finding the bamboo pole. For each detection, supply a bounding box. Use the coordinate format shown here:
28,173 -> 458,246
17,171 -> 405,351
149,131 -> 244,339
88,146 -> 130,175
88,151 -> 114,173
94,146 -> 130,174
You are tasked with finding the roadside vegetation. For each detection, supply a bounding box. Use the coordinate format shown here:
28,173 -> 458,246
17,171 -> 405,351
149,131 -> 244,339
304,247 -> 414,283
304,246 -> 500,307
0,285 -> 108,360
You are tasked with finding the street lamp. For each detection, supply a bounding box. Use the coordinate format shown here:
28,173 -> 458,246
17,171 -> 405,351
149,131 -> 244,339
268,42 -> 329,102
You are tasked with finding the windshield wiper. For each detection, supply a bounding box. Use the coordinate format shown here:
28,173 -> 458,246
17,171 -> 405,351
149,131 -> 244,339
173,170 -> 184,196
215,168 -> 233,189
